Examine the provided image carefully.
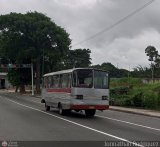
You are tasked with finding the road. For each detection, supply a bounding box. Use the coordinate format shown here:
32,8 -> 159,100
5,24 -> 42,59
0,92 -> 160,147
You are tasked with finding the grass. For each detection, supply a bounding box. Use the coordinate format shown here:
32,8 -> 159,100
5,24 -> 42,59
110,78 -> 160,110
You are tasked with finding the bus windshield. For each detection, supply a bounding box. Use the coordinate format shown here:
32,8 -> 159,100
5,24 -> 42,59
94,70 -> 109,89
73,69 -> 93,88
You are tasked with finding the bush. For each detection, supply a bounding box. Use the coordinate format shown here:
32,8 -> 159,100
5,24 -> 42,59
110,87 -> 129,95
110,78 -> 142,87
124,97 -> 133,106
131,91 -> 143,107
110,78 -> 160,110
142,92 -> 159,109
110,95 -> 132,106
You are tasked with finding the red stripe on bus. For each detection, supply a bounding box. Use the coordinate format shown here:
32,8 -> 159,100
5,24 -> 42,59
70,105 -> 109,110
47,88 -> 71,93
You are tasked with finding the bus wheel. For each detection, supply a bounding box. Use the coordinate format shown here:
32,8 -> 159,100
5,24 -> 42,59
58,104 -> 64,115
85,109 -> 96,117
58,104 -> 70,115
45,103 -> 50,111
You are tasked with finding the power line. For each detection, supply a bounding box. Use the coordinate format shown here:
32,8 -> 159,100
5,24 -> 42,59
72,0 -> 155,47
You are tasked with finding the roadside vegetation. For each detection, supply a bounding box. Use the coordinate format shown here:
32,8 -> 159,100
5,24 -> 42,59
0,10 -> 160,111
110,78 -> 160,110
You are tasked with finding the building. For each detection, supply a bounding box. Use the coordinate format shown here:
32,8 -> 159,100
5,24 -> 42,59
0,72 -> 12,89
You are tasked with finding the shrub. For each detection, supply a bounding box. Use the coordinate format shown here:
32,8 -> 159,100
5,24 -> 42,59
124,97 -> 133,106
110,78 -> 160,110
110,95 -> 132,106
131,91 -> 143,107
110,87 -> 129,95
142,92 -> 159,109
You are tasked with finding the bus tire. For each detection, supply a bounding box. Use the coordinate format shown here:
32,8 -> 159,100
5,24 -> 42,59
58,104 -> 64,115
45,103 -> 50,111
58,104 -> 70,115
85,109 -> 96,117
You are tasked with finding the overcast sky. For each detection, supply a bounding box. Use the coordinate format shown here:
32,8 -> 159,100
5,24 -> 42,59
0,0 -> 160,70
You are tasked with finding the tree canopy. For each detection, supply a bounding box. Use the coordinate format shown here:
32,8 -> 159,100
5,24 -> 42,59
64,48 -> 91,69
145,46 -> 159,64
0,12 -> 71,93
92,62 -> 128,78
144,46 -> 160,79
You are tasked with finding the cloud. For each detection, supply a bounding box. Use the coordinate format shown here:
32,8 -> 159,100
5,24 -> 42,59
0,0 -> 160,69
91,29 -> 160,69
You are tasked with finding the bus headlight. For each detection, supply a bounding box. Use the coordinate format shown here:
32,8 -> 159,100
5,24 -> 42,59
76,95 -> 83,100
102,96 -> 108,100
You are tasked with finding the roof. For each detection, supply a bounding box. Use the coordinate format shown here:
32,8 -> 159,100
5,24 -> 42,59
44,69 -> 74,77
43,68 -> 107,77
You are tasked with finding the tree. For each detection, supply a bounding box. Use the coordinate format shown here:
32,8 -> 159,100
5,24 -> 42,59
145,46 -> 160,81
8,68 -> 31,93
64,49 -> 91,69
0,12 -> 71,93
154,54 -> 160,68
131,65 -> 151,78
145,46 -> 158,63
92,62 -> 128,78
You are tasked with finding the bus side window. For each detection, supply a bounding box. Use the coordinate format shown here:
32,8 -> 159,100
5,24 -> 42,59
48,76 -> 53,88
61,74 -> 70,88
59,74 -> 62,88
68,74 -> 71,88
52,75 -> 55,88
44,77 -> 48,88
72,71 -> 77,87
53,75 -> 59,88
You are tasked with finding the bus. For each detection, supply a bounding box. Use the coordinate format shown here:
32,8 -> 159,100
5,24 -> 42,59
41,68 -> 109,117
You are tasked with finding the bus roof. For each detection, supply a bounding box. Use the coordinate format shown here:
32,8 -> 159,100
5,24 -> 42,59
43,68 -> 107,77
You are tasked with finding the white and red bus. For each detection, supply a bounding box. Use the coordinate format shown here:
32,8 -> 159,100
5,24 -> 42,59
41,68 -> 109,117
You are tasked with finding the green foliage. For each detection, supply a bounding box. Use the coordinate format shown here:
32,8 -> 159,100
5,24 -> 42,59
144,46 -> 160,78
92,62 -> 128,78
110,78 -> 142,88
8,70 -> 21,86
43,48 -> 92,72
145,46 -> 158,62
110,78 -> 160,110
8,68 -> 31,86
64,48 -> 91,69
143,92 -> 158,108
110,87 -> 129,95
0,12 -> 71,92
131,45 -> 160,78
0,11 -> 71,64
131,91 -> 143,107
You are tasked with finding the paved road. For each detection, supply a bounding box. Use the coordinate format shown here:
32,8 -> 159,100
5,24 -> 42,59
0,92 -> 160,147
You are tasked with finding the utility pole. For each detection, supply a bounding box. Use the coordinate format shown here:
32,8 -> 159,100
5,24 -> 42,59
31,63 -> 34,96
128,65 -> 130,86
42,48 -> 44,78
151,61 -> 154,83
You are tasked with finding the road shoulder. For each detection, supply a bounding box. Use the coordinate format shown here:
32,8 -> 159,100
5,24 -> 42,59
110,106 -> 160,118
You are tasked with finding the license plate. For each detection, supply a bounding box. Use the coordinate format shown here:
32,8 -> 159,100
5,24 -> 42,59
89,106 -> 95,109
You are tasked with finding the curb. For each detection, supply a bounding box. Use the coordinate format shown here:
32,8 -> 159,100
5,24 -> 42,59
109,106 -> 160,118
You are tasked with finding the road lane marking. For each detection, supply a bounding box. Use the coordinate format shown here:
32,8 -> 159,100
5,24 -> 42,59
96,115 -> 160,132
13,95 -> 160,132
11,95 -> 43,104
24,99 -> 42,104
5,98 -> 143,147
14,95 -> 42,104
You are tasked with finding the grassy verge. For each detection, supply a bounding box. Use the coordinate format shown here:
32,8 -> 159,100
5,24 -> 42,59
110,78 -> 160,110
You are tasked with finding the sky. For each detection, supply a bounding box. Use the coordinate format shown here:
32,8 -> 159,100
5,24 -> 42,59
0,0 -> 160,70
